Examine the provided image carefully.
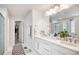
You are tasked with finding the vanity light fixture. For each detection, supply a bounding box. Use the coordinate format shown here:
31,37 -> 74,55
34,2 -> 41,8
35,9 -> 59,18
46,4 -> 72,16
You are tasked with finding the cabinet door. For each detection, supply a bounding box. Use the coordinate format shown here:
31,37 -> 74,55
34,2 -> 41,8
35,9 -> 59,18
38,42 -> 51,55
35,38 -> 51,55
0,13 -> 4,54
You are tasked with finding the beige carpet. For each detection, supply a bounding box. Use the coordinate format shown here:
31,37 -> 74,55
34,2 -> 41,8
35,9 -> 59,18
12,44 -> 25,55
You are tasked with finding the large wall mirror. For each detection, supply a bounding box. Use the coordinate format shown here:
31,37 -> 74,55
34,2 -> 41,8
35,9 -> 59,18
51,16 -> 79,37
0,13 -> 4,54
52,19 -> 72,34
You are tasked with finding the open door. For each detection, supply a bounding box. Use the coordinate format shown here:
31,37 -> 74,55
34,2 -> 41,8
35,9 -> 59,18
15,21 -> 24,44
0,13 -> 4,54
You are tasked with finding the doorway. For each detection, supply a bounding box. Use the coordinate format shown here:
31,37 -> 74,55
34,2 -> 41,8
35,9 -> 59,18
15,21 -> 23,44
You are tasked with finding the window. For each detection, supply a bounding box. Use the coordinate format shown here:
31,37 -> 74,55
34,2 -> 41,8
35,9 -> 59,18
63,20 -> 71,33
53,19 -> 74,34
71,20 -> 75,33
54,22 -> 63,33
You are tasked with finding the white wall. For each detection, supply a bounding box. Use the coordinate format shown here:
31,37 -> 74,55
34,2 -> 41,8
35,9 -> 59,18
23,11 -> 32,47
9,18 -> 15,53
32,9 -> 50,37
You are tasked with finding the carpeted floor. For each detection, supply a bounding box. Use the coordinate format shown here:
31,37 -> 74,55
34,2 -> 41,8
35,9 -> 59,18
12,44 -> 25,55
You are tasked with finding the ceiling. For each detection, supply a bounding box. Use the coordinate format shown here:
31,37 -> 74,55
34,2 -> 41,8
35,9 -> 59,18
0,4 -> 51,18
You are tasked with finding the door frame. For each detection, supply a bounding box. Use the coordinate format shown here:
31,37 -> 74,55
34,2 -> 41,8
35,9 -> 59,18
14,19 -> 24,45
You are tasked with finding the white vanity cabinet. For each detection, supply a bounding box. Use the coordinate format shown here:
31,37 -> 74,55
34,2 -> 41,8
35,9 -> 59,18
34,37 -> 79,55
34,37 -> 63,55
34,37 -> 52,55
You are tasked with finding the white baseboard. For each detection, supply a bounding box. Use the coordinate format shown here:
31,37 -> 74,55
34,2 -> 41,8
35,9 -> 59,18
4,46 -> 13,55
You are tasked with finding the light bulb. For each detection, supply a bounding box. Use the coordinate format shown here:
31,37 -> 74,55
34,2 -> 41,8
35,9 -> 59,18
54,6 -> 59,10
49,9 -> 57,14
60,4 -> 70,10
45,11 -> 53,16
